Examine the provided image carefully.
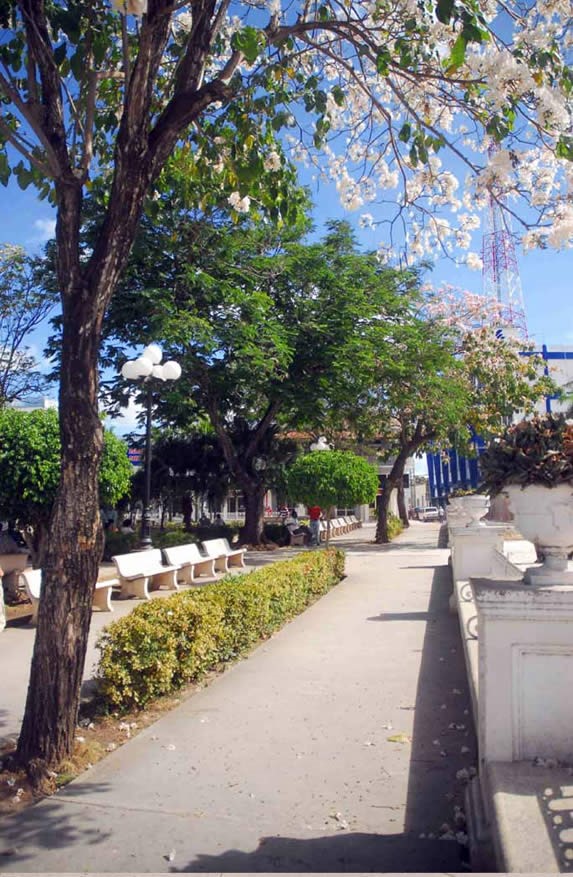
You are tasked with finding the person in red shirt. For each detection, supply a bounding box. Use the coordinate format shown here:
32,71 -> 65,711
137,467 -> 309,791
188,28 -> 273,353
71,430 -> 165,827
307,506 -> 322,546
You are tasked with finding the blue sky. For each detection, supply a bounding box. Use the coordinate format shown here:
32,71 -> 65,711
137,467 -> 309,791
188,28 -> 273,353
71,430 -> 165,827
0,173 -> 571,355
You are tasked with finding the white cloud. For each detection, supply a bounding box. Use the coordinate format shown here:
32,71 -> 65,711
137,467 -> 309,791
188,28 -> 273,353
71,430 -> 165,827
31,218 -> 56,242
105,396 -> 144,436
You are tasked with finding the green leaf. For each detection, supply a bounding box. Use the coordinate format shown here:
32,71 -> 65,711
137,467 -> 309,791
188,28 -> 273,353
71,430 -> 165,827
0,151 -> 10,186
445,34 -> 467,72
331,85 -> 345,107
398,122 -> 411,143
556,137 -> 573,161
69,47 -> 85,79
376,48 -> 392,76
436,0 -> 455,25
53,42 -> 67,67
231,27 -> 262,64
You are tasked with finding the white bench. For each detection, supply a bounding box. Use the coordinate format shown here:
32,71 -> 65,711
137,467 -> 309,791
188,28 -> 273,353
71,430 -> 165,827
0,553 -> 30,591
112,549 -> 180,600
201,538 -> 246,573
21,569 -> 117,625
163,543 -> 217,584
332,517 -> 348,534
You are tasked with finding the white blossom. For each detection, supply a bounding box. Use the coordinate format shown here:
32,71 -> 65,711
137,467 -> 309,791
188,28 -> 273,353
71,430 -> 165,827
263,151 -> 281,172
227,192 -> 251,213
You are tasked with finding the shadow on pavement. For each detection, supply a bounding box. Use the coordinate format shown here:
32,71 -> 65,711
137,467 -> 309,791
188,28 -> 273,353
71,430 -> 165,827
0,783 -> 114,864
403,560 -> 478,870
172,831 -> 465,872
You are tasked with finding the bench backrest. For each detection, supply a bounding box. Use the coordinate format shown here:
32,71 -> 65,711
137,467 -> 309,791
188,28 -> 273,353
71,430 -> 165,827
113,548 -> 165,577
22,568 -> 42,600
163,542 -> 204,566
202,538 -> 232,558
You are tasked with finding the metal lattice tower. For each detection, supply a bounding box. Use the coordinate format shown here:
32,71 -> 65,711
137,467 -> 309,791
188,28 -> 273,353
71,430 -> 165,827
481,160 -> 528,339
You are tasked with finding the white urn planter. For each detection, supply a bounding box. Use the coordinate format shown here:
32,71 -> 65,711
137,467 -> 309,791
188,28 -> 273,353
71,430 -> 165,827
502,483 -> 573,584
458,494 -> 490,528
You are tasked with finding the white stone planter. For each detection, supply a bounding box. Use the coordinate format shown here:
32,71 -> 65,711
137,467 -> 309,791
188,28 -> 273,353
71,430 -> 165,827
502,483 -> 573,584
458,494 -> 490,527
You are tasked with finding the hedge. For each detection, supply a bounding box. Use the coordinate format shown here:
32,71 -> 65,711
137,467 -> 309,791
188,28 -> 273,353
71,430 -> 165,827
103,524 -> 243,561
96,548 -> 345,711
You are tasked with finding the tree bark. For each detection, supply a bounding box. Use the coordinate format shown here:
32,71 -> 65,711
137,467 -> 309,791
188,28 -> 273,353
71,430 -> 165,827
397,483 -> 410,527
241,484 -> 266,545
375,450 -> 410,544
17,283 -> 104,772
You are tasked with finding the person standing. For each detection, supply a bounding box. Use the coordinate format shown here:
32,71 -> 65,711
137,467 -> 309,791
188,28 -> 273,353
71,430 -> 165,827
307,505 -> 322,546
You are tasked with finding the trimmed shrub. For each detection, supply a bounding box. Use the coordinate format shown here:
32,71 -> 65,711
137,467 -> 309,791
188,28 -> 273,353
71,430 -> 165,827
96,548 -> 345,710
152,528 -> 200,549
387,512 -> 404,540
103,530 -> 139,560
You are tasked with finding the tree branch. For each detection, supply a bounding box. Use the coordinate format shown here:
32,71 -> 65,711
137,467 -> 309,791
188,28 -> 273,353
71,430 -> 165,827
0,116 -> 51,176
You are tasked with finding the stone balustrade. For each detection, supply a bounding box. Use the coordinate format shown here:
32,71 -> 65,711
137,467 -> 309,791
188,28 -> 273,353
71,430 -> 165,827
447,504 -> 573,873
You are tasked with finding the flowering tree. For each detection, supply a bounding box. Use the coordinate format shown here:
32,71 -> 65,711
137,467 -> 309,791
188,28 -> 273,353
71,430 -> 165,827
0,1 -> 571,771
367,290 -> 556,542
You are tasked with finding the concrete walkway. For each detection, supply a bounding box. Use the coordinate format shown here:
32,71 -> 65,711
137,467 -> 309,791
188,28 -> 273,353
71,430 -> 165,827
0,522 -> 477,872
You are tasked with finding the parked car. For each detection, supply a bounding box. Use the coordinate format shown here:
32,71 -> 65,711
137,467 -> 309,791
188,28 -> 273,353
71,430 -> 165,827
419,506 -> 440,521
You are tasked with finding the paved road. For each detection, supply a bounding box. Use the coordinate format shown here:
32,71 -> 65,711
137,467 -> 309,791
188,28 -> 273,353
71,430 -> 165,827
0,522 -> 476,872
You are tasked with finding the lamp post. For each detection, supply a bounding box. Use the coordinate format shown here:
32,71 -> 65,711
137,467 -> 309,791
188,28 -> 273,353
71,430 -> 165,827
121,344 -> 181,549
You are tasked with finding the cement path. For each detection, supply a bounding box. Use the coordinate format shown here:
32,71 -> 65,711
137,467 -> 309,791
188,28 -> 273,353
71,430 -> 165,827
0,522 -> 476,873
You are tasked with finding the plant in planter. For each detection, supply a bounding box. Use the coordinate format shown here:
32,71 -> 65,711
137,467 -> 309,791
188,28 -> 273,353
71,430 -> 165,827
448,487 -> 490,526
479,413 -> 573,582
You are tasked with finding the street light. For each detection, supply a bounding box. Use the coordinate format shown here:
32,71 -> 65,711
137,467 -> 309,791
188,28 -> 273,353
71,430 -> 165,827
121,344 -> 181,549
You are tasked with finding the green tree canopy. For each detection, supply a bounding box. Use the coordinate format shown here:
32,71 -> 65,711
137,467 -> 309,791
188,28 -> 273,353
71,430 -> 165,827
287,450 -> 379,513
103,217 -> 418,543
0,408 -> 132,559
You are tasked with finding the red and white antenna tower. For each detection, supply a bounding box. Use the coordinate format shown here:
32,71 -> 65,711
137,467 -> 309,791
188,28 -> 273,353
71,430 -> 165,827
481,151 -> 528,338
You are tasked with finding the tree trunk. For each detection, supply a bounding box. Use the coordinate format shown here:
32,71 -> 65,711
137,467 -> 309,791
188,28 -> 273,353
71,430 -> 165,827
241,485 -> 266,545
397,484 -> 410,528
17,290 -> 104,774
375,450 -> 411,544
375,486 -> 394,543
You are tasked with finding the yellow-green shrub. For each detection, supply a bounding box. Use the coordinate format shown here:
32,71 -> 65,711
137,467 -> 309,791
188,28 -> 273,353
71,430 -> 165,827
387,512 -> 404,540
96,548 -> 345,710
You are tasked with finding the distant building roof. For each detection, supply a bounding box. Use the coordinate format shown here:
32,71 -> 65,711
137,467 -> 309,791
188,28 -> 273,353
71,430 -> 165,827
10,396 -> 57,411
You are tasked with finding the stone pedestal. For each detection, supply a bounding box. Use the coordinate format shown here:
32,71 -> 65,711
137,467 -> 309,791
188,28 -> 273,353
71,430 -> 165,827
472,577 -> 573,763
451,524 -> 505,584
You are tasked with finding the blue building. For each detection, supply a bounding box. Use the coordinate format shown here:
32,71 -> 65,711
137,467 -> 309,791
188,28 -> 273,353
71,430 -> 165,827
426,345 -> 573,504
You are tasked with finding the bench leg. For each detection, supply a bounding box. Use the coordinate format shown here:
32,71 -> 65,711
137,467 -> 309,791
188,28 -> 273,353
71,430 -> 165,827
195,559 -> 216,578
228,555 -> 245,568
120,575 -> 150,600
151,571 -> 179,591
214,557 -> 228,573
177,565 -> 193,585
93,584 -> 114,612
